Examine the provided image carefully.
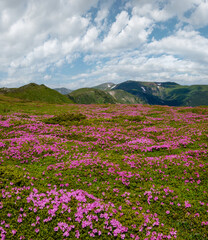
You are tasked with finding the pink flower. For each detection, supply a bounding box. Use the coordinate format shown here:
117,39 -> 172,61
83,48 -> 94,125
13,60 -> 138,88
17,218 -> 22,223
166,210 -> 170,214
63,231 -> 69,237
121,234 -> 125,239
185,201 -> 191,208
75,230 -> 80,238
12,230 -> 17,235
35,228 -> 39,233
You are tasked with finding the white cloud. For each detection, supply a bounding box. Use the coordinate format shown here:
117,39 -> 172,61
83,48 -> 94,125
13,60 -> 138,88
44,75 -> 51,80
82,27 -> 99,50
0,0 -> 98,85
188,1 -> 208,27
148,29 -> 208,64
101,11 -> 152,51
0,0 -> 208,88
94,0 -> 114,28
131,0 -> 170,22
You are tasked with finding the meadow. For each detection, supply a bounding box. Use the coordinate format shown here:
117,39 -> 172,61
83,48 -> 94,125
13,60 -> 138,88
0,99 -> 207,239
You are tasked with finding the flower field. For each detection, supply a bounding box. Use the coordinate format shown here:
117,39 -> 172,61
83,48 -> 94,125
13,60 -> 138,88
0,104 -> 207,239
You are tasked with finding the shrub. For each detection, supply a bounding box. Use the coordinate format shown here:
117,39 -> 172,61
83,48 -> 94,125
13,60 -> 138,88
43,113 -> 87,125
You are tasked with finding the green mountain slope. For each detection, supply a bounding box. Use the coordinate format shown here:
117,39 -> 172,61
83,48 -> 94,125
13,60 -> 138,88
1,83 -> 73,104
68,88 -> 117,104
114,80 -> 166,105
108,89 -> 145,104
68,87 -> 145,104
164,85 -> 208,106
114,81 -> 208,106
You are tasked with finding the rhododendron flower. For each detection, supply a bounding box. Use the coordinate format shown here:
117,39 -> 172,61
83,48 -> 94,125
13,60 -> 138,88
11,230 -> 17,235
185,201 -> 191,208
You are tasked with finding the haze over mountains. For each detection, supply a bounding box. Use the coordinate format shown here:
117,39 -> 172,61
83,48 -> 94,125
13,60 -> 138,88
0,81 -> 208,107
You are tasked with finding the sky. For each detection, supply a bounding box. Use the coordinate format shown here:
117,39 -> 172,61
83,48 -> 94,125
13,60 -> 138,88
0,0 -> 208,89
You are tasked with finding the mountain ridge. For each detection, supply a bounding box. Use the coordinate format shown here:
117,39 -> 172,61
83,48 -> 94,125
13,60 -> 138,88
1,81 -> 207,106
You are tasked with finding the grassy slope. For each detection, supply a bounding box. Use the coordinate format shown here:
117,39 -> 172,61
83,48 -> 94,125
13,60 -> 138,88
108,89 -> 145,104
3,83 -> 73,104
0,94 -> 79,115
164,85 -> 208,106
68,88 -> 117,104
114,81 -> 208,106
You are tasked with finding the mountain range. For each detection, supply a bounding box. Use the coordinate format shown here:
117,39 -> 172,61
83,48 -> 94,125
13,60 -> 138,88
0,81 -> 207,106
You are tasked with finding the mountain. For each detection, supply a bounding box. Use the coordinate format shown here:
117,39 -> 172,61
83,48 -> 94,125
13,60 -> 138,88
164,84 -> 208,106
68,87 -> 146,104
92,82 -> 116,91
113,81 -> 171,105
108,89 -> 145,104
0,83 -> 74,104
68,88 -> 117,104
114,81 -> 208,106
54,87 -> 72,95
1,81 -> 207,106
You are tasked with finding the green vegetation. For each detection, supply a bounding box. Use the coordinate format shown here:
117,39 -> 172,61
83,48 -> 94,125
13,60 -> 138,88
43,113 -> 87,125
0,98 -> 208,239
114,81 -> 208,106
68,88 -> 117,104
108,89 -> 144,104
165,85 -> 208,106
0,81 -> 208,107
1,83 -> 74,104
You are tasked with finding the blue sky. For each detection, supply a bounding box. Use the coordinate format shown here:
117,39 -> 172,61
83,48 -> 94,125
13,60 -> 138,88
0,0 -> 208,89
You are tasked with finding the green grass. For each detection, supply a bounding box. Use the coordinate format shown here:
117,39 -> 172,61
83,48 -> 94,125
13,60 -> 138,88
0,99 -> 207,239
3,83 -> 73,104
68,88 -> 117,104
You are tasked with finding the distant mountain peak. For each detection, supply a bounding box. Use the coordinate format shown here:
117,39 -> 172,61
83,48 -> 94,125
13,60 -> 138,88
92,82 -> 116,91
54,87 -> 72,95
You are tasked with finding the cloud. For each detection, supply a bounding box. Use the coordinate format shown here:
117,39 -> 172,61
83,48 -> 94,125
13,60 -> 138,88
0,0 -> 208,88
0,0 -> 98,82
188,1 -> 208,27
100,11 -> 152,51
44,75 -> 51,81
147,29 -> 208,64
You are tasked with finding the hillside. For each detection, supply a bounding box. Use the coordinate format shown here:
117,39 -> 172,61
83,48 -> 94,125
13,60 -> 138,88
164,84 -> 208,106
108,89 -> 145,104
0,83 -> 73,104
114,80 -> 208,106
68,87 -> 146,104
68,88 -> 117,104
113,80 -> 167,105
